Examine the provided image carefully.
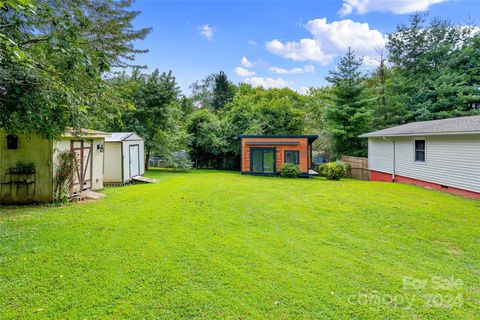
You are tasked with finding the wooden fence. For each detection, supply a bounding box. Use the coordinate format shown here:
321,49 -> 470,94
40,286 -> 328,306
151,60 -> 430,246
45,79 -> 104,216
341,156 -> 369,180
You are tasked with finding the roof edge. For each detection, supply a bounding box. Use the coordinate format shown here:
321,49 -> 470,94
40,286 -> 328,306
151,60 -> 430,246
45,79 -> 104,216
62,129 -> 110,138
238,134 -> 318,138
360,130 -> 480,138
238,134 -> 318,143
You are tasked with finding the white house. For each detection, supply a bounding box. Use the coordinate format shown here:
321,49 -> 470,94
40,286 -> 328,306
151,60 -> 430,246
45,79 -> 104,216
360,115 -> 480,199
104,132 -> 145,184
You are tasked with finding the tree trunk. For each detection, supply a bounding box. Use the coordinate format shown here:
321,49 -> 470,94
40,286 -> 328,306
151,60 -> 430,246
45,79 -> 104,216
145,147 -> 151,171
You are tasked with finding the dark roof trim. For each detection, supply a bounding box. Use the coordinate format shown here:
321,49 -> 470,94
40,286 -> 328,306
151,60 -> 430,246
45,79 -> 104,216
239,134 -> 318,143
246,141 -> 299,146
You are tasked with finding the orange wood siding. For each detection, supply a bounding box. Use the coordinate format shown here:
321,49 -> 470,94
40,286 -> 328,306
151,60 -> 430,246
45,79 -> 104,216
241,137 -> 310,173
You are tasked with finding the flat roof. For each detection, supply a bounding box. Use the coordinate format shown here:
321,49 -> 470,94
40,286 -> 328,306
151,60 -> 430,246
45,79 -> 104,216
360,115 -> 480,138
239,134 -> 318,144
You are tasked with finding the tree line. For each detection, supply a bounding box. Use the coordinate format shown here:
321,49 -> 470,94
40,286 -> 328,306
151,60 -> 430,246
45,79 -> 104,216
1,1 -> 479,167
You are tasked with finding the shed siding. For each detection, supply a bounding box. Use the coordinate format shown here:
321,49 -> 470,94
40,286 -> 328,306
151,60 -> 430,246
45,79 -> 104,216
368,135 -> 480,193
91,138 -> 105,190
104,142 -> 123,183
0,132 -> 53,202
104,137 -> 144,184
53,137 -> 105,190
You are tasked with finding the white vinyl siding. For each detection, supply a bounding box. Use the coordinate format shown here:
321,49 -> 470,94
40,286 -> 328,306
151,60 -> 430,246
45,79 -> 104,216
368,135 -> 480,193
368,138 -> 393,173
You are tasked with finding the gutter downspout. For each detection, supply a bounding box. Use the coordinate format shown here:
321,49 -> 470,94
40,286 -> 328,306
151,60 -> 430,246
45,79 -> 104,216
392,138 -> 396,182
382,136 -> 395,182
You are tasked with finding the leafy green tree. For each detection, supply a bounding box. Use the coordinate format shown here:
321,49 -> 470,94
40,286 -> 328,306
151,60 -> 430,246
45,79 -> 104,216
221,84 -> 306,156
386,14 -> 479,121
111,69 -> 182,170
185,109 -> 223,168
179,96 -> 196,118
0,0 -> 150,138
304,87 -> 334,160
325,48 -> 372,158
190,71 -> 236,111
190,73 -> 216,109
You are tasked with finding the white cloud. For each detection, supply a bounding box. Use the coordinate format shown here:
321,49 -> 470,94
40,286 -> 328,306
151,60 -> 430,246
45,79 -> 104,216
266,18 -> 385,65
198,24 -> 215,41
245,77 -> 290,89
266,38 -> 334,65
270,64 -> 316,74
234,66 -> 256,77
362,55 -> 381,67
339,0 -> 448,16
240,56 -> 256,68
248,40 -> 257,45
296,86 -> 310,95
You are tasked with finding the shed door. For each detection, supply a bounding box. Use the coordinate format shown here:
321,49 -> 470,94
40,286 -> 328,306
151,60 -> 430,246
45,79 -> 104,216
71,140 -> 93,193
129,145 -> 140,178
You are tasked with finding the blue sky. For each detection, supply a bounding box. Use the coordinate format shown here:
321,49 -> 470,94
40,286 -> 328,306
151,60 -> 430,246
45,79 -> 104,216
130,0 -> 479,95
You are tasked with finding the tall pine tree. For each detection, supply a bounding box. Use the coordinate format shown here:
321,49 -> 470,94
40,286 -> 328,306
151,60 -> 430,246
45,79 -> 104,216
190,71 -> 236,111
212,71 -> 236,111
325,48 -> 371,158
366,51 -> 405,129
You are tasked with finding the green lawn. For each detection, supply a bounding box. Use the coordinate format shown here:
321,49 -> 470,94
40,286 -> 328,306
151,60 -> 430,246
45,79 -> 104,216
0,170 -> 479,319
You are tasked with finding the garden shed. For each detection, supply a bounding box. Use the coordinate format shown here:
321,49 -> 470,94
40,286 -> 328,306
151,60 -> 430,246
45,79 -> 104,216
239,135 -> 318,177
0,129 -> 109,203
104,132 -> 145,184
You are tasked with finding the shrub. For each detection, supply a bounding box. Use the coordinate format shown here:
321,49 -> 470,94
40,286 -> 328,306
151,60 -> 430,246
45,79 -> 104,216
279,163 -> 301,178
320,161 -> 350,180
6,161 -> 36,174
167,155 -> 193,172
336,160 -> 351,174
54,150 -> 76,203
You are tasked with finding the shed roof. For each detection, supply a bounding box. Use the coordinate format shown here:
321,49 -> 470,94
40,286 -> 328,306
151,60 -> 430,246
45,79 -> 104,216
239,134 -> 318,144
105,132 -> 143,142
105,132 -> 133,142
63,129 -> 111,138
359,115 -> 480,138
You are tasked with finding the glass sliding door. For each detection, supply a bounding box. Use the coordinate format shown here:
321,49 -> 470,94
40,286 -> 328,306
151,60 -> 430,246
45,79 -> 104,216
250,148 -> 276,174
263,149 -> 274,173
251,149 -> 264,173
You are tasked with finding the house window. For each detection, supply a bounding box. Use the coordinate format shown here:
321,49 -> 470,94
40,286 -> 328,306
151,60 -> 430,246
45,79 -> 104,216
284,150 -> 299,165
414,140 -> 425,162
